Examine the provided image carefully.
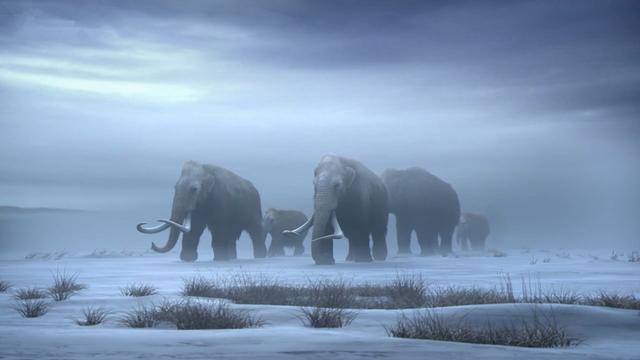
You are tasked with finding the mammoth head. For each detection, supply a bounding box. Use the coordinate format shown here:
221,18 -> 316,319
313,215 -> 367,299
136,161 -> 216,259
173,161 -> 215,214
262,208 -> 278,230
313,155 -> 356,211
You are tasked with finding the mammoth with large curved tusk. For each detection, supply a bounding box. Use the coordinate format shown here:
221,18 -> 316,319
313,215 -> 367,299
284,154 -> 389,265
137,161 -> 267,262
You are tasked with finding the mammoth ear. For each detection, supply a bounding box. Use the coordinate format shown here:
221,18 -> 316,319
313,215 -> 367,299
344,166 -> 356,188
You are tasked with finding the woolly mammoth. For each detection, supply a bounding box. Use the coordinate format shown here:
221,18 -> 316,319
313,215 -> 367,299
262,208 -> 308,257
381,167 -> 460,256
456,213 -> 490,251
285,155 -> 388,265
136,161 -> 267,262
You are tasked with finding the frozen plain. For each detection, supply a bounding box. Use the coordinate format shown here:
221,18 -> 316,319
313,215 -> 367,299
1,248 -> 639,360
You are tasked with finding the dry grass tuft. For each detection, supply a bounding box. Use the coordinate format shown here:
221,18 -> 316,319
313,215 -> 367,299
387,309 -> 578,348
48,269 -> 86,301
14,287 -> 48,300
298,307 -> 357,328
0,280 -> 11,292
120,283 -> 158,297
120,299 -> 263,330
76,306 -> 110,326
584,292 -> 640,310
181,276 -> 226,298
14,299 -> 49,318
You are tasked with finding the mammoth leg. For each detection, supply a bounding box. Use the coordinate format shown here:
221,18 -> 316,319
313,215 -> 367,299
248,225 -> 267,259
293,241 -> 305,256
180,219 -> 206,262
312,219 -> 335,265
349,231 -> 373,263
345,241 -> 355,261
416,225 -> 438,256
439,226 -> 455,256
371,229 -> 388,261
471,235 -> 486,251
227,238 -> 238,260
268,235 -> 286,257
395,215 -> 412,255
211,229 -> 234,261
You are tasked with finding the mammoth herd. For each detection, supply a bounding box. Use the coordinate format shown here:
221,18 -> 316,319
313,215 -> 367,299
137,155 -> 490,265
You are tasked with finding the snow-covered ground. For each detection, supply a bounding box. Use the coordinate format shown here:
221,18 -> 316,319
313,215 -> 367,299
1,249 -> 639,359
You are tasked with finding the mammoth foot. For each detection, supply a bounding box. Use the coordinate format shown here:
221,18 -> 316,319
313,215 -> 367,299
313,257 -> 336,265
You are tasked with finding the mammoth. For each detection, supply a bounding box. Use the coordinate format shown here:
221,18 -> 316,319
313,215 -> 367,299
381,167 -> 460,256
136,161 -> 267,262
285,155 -> 388,265
262,208 -> 308,257
456,212 -> 490,251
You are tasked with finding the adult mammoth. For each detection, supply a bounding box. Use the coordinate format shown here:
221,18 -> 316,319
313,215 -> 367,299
285,155 -> 388,265
456,213 -> 490,251
381,167 -> 460,256
262,208 -> 308,257
136,161 -> 267,262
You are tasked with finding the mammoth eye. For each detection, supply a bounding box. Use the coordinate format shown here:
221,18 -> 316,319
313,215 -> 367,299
189,186 -> 199,193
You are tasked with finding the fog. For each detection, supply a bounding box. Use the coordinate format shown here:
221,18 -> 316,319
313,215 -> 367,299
1,0 -> 638,254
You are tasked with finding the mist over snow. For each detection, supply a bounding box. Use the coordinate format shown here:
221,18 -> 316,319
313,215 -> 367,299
0,0 -> 639,253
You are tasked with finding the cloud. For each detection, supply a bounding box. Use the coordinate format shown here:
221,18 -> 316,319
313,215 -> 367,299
0,0 -> 638,247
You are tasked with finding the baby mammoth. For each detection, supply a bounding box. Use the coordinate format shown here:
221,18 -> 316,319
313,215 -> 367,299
456,213 -> 490,251
382,167 -> 460,256
262,208 -> 308,256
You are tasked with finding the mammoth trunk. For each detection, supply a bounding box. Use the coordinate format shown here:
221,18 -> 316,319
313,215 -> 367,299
311,209 -> 334,264
151,207 -> 188,253
311,210 -> 332,243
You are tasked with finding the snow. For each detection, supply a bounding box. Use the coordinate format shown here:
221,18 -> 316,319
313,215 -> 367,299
1,249 -> 639,359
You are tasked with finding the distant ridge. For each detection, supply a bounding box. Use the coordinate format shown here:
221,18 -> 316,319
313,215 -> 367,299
0,206 -> 86,214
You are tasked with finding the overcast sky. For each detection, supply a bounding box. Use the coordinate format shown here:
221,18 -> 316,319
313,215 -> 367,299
0,0 -> 638,250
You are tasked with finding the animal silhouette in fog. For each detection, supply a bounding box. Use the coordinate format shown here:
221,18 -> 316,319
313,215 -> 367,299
136,161 -> 266,262
262,208 -> 308,256
456,212 -> 490,251
381,167 -> 460,256
285,154 -> 388,265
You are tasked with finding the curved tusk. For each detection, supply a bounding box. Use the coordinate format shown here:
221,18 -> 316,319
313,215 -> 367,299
283,214 -> 314,237
136,221 -> 171,234
158,212 -> 192,233
311,212 -> 344,242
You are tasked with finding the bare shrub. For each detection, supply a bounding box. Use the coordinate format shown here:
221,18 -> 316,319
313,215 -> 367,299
0,280 -> 11,292
121,299 -> 262,330
305,279 -> 355,308
427,287 -> 512,307
539,289 -> 581,305
298,307 -> 357,328
120,303 -> 161,328
584,292 -> 640,310
386,273 -> 427,308
48,270 -> 86,301
14,287 -> 48,300
120,283 -> 158,297
628,251 -> 640,263
387,309 -> 578,348
226,274 -> 294,305
76,306 -> 110,326
172,300 -> 263,330
14,299 -> 49,318
181,276 -> 225,298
